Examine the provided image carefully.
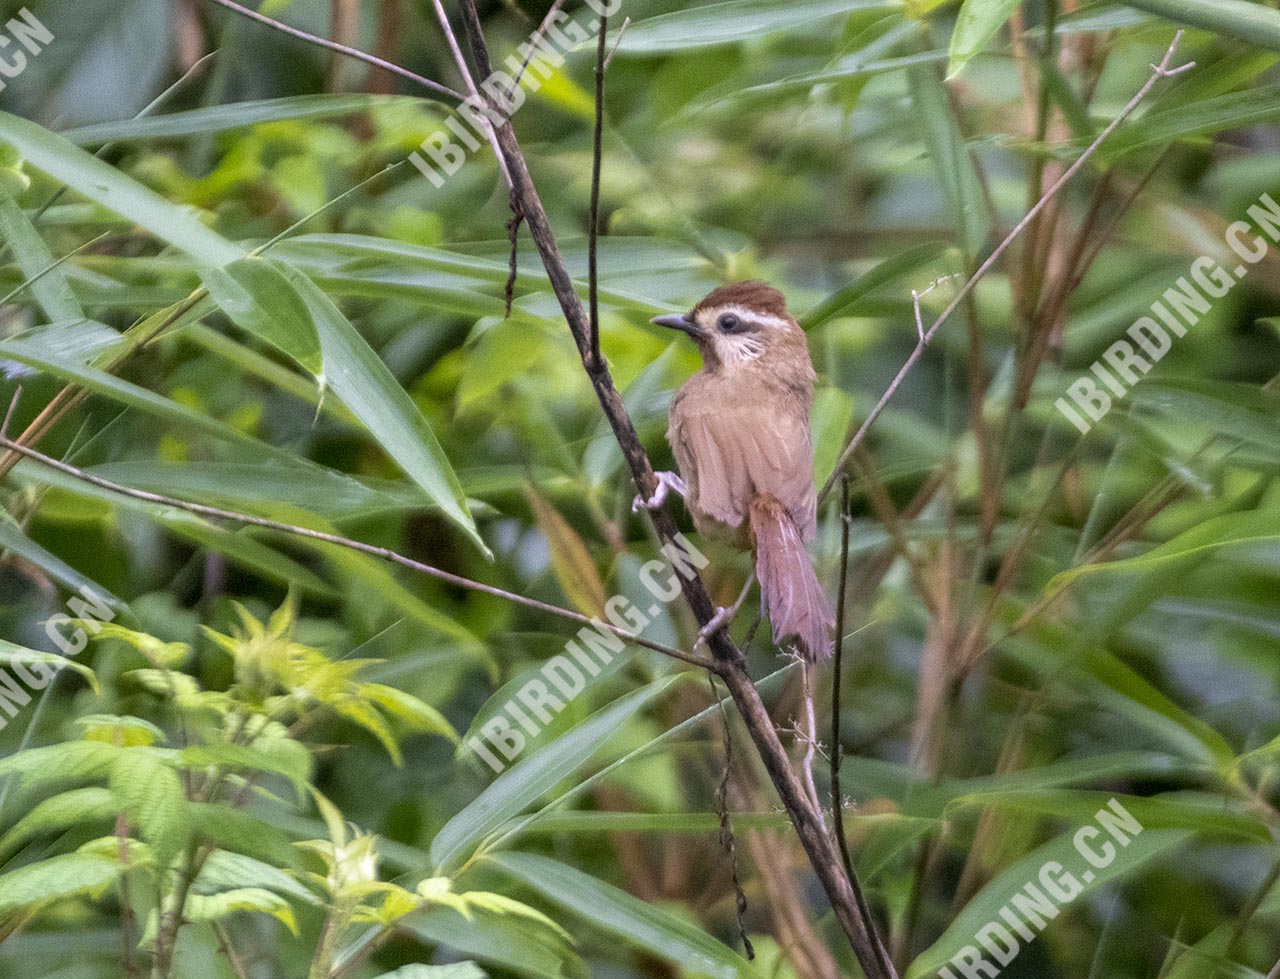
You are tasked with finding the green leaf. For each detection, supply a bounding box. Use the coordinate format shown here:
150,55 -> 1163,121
908,63 -> 990,255
945,790 -> 1269,842
1121,0 -> 1280,53
906,829 -> 1192,979
0,787 -> 117,859
0,639 -> 97,691
489,852 -> 755,979
0,852 -> 120,915
0,111 -> 242,265
0,740 -> 121,789
200,257 -> 324,378
62,94 -> 423,145
0,194 -> 82,322
273,263 -> 481,551
109,750 -> 187,869
799,242 -> 951,330
948,0 -> 1022,79
194,850 -> 321,905
185,887 -> 299,935
360,684 -> 458,742
610,0 -> 900,55
404,911 -> 575,979
1104,86 -> 1280,156
188,802 -> 299,868
0,513 -> 128,616
371,965 -> 487,979
1047,506 -> 1280,592
430,675 -> 684,871
179,740 -> 313,792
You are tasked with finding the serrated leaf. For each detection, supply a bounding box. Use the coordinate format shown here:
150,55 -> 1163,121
179,740 -> 313,791
0,787 -> 117,859
188,803 -> 299,868
185,886 -> 299,934
360,684 -> 458,742
0,740 -> 121,788
110,750 -> 187,869
0,639 -> 97,692
0,852 -> 119,914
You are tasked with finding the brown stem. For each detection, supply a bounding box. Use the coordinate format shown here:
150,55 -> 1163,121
453,2 -> 895,973
587,12 -> 607,363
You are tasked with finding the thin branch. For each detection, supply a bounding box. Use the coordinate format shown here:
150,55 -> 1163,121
604,18 -> 630,71
0,436 -> 715,672
588,12 -> 608,364
201,0 -> 466,103
817,31 -> 1194,503
426,0 -> 514,189
509,0 -> 564,93
455,2 -> 896,973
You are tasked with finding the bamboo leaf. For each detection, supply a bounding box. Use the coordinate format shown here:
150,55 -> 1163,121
430,675 -> 683,871
0,194 -> 82,322
489,852 -> 756,979
524,484 -> 607,618
948,0 -> 1022,79
1121,0 -> 1280,52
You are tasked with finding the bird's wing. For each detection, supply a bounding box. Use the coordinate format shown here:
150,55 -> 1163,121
672,398 -> 816,536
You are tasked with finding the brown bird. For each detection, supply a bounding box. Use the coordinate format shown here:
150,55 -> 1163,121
638,281 -> 835,661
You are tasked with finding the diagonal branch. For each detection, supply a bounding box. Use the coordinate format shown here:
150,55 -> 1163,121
201,0 -> 466,103
817,31 -> 1194,504
453,2 -> 896,975
0,436 -> 715,672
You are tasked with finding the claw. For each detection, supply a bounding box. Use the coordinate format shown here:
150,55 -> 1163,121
695,605 -> 732,649
632,471 -> 686,512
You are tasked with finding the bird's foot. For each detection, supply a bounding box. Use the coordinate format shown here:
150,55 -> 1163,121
695,605 -> 733,649
632,471 -> 686,513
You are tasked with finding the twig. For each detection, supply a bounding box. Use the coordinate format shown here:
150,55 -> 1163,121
509,0 -> 564,94
454,2 -> 896,973
604,18 -> 630,70
201,0 -> 465,103
817,32 -> 1194,503
709,675 -> 754,960
588,12 -> 608,364
0,388 -> 21,441
213,922 -> 250,979
426,0 -> 514,189
0,436 -> 715,672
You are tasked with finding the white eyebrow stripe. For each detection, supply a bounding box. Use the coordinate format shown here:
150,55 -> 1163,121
701,304 -> 792,331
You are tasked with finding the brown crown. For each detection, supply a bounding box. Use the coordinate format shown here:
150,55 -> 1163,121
693,281 -> 789,318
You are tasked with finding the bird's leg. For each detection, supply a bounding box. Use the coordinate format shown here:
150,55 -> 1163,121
694,576 -> 754,649
632,470 -> 686,512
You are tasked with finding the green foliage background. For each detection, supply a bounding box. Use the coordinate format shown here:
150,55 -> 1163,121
0,0 -> 1277,977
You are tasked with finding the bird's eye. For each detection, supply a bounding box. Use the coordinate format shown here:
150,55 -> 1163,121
718,313 -> 740,332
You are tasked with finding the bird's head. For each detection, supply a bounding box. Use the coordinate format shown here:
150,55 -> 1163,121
650,281 -> 806,373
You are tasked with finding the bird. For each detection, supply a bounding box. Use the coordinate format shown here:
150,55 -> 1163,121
637,281 -> 835,661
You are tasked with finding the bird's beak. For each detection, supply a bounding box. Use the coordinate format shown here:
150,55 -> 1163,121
650,312 -> 701,337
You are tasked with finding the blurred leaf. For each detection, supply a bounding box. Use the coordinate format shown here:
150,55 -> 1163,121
812,387 -> 855,487
63,95 -> 423,144
109,750 -> 187,868
0,638 -> 97,691
948,0 -> 1022,79
0,195 -> 82,322
490,852 -> 755,979
1121,0 -> 1280,52
908,64 -> 991,255
1105,86 -> 1280,155
404,911 -> 575,979
0,852 -> 119,915
0,788 -> 116,860
906,830 -> 1192,979
430,675 -> 683,871
611,0 -> 899,54
371,966 -> 487,979
184,887 -> 299,934
524,484 -> 607,617
799,242 -> 951,330
0,111 -> 242,264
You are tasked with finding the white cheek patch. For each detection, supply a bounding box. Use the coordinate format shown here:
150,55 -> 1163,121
714,333 -> 765,366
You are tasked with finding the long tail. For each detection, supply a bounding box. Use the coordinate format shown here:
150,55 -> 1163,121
749,493 -> 835,661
